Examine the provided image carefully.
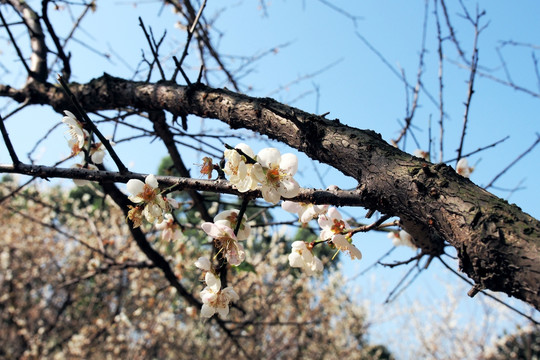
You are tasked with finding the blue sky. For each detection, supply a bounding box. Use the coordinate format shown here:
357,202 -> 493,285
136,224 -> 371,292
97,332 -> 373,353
1,0 -> 539,356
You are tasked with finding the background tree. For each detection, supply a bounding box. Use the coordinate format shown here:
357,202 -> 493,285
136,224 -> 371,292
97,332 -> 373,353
0,0 -> 539,358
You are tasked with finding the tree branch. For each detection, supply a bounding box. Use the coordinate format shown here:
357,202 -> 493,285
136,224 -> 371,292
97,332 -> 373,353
2,75 -> 540,309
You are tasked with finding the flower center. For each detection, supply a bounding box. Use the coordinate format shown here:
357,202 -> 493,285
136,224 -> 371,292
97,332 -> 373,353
142,184 -> 157,203
331,219 -> 346,234
266,167 -> 281,184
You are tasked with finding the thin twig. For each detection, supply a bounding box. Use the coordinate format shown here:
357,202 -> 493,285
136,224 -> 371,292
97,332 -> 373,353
0,114 -> 20,166
484,134 -> 540,190
177,0 -> 207,69
138,17 -> 166,80
456,8 -> 482,164
438,257 -> 539,325
0,8 -> 32,77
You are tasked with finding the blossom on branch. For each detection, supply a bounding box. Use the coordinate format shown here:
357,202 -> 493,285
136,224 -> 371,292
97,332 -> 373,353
282,201 -> 329,224
388,230 -> 417,249
456,158 -> 474,178
201,219 -> 245,266
252,148 -> 300,204
155,213 -> 182,242
200,272 -> 239,318
126,174 -> 170,224
318,207 -> 362,260
288,241 -> 323,275
223,143 -> 258,192
89,138 -> 114,165
62,110 -> 88,156
194,256 -> 212,272
213,209 -> 252,241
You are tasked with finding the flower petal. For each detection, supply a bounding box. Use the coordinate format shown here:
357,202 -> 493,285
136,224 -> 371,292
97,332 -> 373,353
195,256 -> 212,271
200,304 -> 216,318
279,153 -> 298,175
145,174 -> 159,189
257,148 -> 281,168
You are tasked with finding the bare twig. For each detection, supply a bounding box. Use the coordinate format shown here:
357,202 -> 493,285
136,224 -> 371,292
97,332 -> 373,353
393,0 -> 429,146
439,257 -> 539,325
0,114 -> 20,165
456,6 -> 485,163
138,17 -> 166,80
484,134 -> 540,190
0,8 -> 32,78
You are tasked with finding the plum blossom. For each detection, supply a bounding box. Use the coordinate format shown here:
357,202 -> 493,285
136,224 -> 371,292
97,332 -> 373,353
62,110 -> 88,156
252,148 -> 300,204
89,138 -> 114,164
388,230 -> 417,249
213,209 -> 251,241
201,220 -> 245,266
318,207 -> 362,260
456,158 -> 474,178
288,241 -> 323,275
223,143 -> 258,192
413,149 -> 430,161
126,174 -> 170,224
155,213 -> 182,242
194,256 -> 212,272
200,272 -> 239,318
282,201 -> 328,224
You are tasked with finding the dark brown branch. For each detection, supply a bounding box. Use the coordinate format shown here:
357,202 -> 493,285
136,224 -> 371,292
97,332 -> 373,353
0,114 -> 20,165
41,0 -> 71,80
0,7 -> 33,78
1,75 -> 539,309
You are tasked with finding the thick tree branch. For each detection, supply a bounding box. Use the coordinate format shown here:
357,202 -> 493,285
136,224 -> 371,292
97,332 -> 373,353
2,75 -> 539,309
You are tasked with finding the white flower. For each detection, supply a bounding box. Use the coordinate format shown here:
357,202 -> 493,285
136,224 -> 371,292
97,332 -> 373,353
90,138 -> 114,164
388,230 -> 417,249
223,143 -> 258,192
252,148 -> 300,204
62,110 -> 88,156
413,149 -> 430,161
201,220 -> 245,266
126,174 -> 169,224
332,234 -> 362,260
155,213 -> 182,242
318,207 -> 362,260
456,158 -> 474,178
213,209 -> 251,241
200,272 -> 239,318
194,256 -> 212,271
282,201 -> 329,223
288,241 -> 323,275
71,163 -> 98,187
127,174 -> 159,203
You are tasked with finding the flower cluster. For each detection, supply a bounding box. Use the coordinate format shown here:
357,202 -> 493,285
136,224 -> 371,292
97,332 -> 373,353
283,205 -> 363,276
288,241 -> 323,275
201,209 -> 250,266
281,201 -> 328,224
222,144 -> 300,204
62,110 -> 114,186
318,207 -> 362,260
126,174 -> 176,228
195,257 -> 239,318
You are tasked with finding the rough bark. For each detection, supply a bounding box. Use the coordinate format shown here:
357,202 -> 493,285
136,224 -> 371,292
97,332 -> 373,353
2,75 -> 539,309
